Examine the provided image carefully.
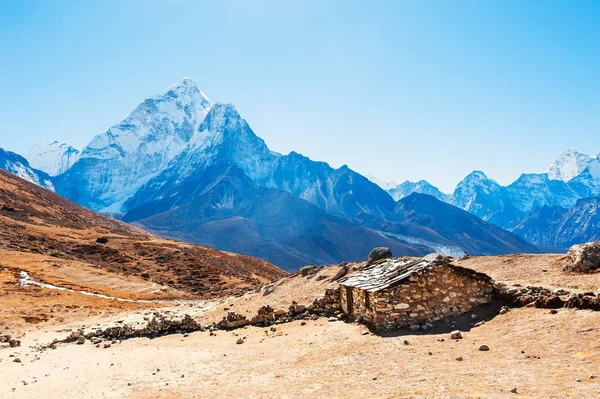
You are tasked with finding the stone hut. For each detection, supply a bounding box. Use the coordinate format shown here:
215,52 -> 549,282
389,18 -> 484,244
339,254 -> 494,331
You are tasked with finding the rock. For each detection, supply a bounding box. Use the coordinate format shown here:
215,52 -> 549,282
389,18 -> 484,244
534,296 -> 565,309
550,309 -> 558,314
564,241 -> 600,273
455,356 -> 463,361
368,247 -> 392,262
422,253 -> 450,265
361,330 -> 369,335
76,336 -> 86,345
236,338 -> 244,345
263,284 -> 275,296
328,317 -> 337,322
510,388 -> 518,394
299,265 -> 316,277
91,337 -> 102,345
499,306 -> 510,315
329,264 -> 350,282
13,358 -> 21,363
69,330 -> 81,340
450,330 -> 463,340
554,288 -> 568,295
372,376 -> 378,380
403,340 -> 409,345
479,344 -> 490,351
8,339 -> 20,348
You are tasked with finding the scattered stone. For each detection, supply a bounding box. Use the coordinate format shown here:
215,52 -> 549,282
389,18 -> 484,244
361,330 -> 369,335
329,264 -> 350,282
76,336 -> 85,345
69,330 -> 81,340
328,317 -> 337,322
576,378 -> 582,382
455,356 -> 463,361
450,330 -> 463,340
403,340 -> 409,345
299,265 -> 316,277
300,321 -> 306,326
236,338 -> 244,345
479,344 -> 490,351
372,376 -> 378,380
550,309 -> 558,314
263,284 -> 275,296
499,306 -> 510,315
564,241 -> 600,273
368,247 -> 392,263
13,358 -> 21,363
510,388 -> 518,394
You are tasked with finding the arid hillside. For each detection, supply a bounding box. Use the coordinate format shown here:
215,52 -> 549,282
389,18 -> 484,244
0,169 -> 286,329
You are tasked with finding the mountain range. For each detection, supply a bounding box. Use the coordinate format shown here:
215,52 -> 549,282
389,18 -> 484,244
3,77 -> 588,270
378,149 -> 600,249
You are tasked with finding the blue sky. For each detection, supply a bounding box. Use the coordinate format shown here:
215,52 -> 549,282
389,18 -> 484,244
1,0 -> 598,192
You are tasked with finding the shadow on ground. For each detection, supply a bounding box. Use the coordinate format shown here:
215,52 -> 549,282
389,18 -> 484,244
376,299 -> 507,338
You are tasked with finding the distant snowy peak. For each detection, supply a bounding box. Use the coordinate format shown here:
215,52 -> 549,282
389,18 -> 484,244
365,174 -> 398,191
388,180 -> 449,202
546,149 -> 597,182
0,149 -> 54,191
25,141 -> 80,176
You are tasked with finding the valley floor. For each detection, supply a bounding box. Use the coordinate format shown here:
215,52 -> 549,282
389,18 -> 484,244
2,254 -> 600,398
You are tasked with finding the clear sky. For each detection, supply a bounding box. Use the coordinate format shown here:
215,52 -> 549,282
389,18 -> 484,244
1,0 -> 598,192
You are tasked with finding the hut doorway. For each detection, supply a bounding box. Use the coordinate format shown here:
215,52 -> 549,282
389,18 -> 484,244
346,286 -> 354,315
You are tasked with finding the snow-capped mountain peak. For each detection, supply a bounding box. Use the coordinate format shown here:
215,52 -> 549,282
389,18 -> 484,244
56,78 -> 215,213
365,174 -> 398,190
0,149 -> 55,191
546,148 -> 596,182
25,141 -> 80,176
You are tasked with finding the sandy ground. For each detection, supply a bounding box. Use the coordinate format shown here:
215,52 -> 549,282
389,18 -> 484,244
2,254 -> 600,398
1,307 -> 599,399
455,254 -> 600,293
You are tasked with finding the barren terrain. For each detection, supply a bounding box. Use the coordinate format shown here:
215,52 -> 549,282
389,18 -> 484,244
2,254 -> 600,398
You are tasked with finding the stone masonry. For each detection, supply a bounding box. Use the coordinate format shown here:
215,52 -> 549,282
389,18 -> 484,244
339,255 -> 494,331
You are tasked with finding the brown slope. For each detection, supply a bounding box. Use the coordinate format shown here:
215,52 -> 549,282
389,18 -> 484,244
0,169 -> 286,299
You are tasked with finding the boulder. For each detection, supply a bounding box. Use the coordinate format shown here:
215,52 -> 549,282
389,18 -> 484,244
564,241 -> 600,273
368,247 -> 392,262
299,265 -> 316,277
329,264 -> 349,282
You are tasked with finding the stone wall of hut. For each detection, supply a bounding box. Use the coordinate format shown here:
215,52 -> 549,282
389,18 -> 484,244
340,285 -> 378,324
344,265 -> 494,331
